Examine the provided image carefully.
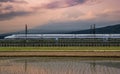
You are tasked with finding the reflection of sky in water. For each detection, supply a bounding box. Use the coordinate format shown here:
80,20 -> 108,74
0,57 -> 120,74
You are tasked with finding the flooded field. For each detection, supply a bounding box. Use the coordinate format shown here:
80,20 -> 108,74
0,57 -> 120,74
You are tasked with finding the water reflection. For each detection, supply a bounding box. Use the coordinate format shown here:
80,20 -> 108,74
0,57 -> 120,74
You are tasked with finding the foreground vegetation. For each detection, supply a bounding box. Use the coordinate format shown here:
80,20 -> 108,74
0,38 -> 120,47
0,47 -> 120,51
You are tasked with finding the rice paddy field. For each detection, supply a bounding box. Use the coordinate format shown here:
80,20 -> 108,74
0,39 -> 120,74
0,57 -> 120,74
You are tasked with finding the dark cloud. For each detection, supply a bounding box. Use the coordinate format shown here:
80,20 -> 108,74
0,0 -> 29,21
0,0 -> 15,2
0,11 -> 31,21
44,0 -> 88,9
2,4 -> 13,10
0,0 -> 99,21
0,0 -> 27,3
65,0 -> 87,6
41,0 -> 100,9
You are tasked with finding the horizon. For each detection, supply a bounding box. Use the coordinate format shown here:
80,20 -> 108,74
0,24 -> 120,34
0,0 -> 120,34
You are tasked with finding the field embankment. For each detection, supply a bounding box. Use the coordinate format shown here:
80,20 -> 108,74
0,47 -> 120,57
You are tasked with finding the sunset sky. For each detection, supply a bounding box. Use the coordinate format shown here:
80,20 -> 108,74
0,0 -> 120,34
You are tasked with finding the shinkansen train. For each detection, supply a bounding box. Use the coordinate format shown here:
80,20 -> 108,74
4,34 -> 120,39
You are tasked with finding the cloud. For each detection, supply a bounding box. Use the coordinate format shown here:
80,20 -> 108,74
97,10 -> 120,17
0,11 -> 31,21
0,0 -> 29,21
32,0 -> 101,10
0,0 -> 100,21
0,0 -> 27,3
92,9 -> 120,22
43,0 -> 88,9
0,0 -> 15,2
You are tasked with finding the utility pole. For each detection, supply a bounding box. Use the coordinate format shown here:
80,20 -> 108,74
90,25 -> 93,34
93,24 -> 96,40
90,24 -> 96,39
24,24 -> 28,47
25,24 -> 28,39
90,24 -> 96,34
93,24 -> 96,34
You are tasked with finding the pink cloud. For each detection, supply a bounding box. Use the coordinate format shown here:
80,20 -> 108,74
0,0 -> 99,21
42,0 -> 88,9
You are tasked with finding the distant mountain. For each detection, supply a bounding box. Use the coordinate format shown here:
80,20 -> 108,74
67,24 -> 120,34
0,33 -> 12,39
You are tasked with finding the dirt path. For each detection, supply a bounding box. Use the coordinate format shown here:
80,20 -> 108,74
0,51 -> 120,57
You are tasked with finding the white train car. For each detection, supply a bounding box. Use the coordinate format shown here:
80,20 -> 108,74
4,34 -> 120,39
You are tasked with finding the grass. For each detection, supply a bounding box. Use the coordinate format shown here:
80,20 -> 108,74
0,47 -> 120,51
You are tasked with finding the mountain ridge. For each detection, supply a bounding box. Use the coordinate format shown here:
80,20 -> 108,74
67,24 -> 120,34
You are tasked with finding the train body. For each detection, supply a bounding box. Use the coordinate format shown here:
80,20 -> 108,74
4,34 -> 120,39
